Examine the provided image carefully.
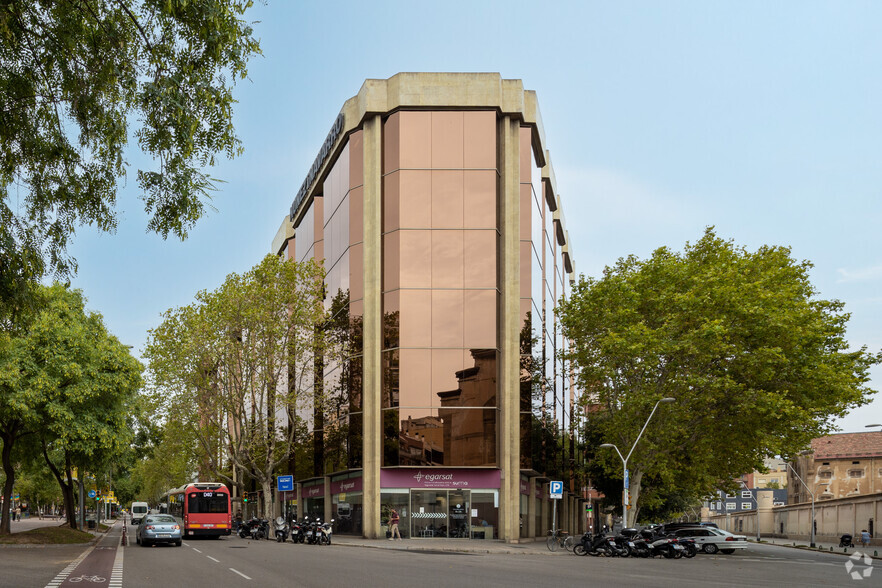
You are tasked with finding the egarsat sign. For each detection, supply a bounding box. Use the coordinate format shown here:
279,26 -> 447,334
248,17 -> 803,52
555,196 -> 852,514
290,113 -> 346,222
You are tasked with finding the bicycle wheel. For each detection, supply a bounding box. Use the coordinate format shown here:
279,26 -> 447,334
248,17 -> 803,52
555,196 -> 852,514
547,535 -> 560,552
564,535 -> 575,551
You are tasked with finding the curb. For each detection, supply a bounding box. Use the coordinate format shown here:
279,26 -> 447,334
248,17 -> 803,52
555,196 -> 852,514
753,540 -> 881,560
332,541 -> 565,556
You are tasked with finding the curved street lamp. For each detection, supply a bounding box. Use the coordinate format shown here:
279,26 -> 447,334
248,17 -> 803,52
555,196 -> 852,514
599,397 -> 676,529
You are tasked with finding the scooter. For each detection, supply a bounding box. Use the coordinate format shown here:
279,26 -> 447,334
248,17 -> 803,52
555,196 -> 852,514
290,518 -> 304,543
274,516 -> 289,542
238,517 -> 261,539
305,517 -> 319,545
319,518 -> 334,545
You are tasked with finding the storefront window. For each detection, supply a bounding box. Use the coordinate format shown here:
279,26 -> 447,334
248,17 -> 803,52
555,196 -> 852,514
380,490 -> 410,539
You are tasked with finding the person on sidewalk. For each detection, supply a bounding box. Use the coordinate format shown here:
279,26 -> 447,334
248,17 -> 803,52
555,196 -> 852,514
860,529 -> 871,548
389,509 -> 401,540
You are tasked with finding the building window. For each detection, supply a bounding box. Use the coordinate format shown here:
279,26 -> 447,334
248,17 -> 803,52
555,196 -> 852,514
818,471 -> 832,479
741,502 -> 752,509
774,502 -> 784,506
852,461 -> 860,465
716,502 -> 722,510
770,478 -> 778,484
822,462 -> 830,466
741,491 -> 752,498
848,469 -> 865,478
726,503 -> 736,511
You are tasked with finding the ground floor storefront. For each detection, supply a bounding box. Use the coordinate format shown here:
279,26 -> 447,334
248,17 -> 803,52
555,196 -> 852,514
276,468 -> 587,542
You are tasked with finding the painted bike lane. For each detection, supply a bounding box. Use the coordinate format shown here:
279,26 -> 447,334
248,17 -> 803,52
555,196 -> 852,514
45,521 -> 124,588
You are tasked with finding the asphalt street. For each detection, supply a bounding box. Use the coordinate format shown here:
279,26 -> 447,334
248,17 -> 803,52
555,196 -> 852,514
0,521 -> 875,588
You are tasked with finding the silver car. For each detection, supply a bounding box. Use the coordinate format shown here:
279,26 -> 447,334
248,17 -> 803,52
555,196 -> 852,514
672,526 -> 748,554
136,514 -> 182,547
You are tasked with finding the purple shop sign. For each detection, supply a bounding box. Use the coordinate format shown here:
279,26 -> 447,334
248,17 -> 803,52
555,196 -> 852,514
381,468 -> 501,489
330,477 -> 362,494
303,484 -> 325,498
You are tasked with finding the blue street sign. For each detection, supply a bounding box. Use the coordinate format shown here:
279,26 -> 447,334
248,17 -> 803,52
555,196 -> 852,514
550,480 -> 563,499
624,469 -> 629,489
88,490 -> 96,498
277,475 -> 294,492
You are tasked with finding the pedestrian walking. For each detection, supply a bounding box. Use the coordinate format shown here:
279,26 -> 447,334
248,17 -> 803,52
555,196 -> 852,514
860,529 -> 871,548
14,507 -> 20,521
388,508 -> 401,540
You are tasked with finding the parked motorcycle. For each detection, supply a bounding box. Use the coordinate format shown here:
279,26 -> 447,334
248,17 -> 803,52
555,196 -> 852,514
274,516 -> 289,542
290,518 -> 304,543
305,517 -> 319,545
319,518 -> 334,545
238,517 -> 260,539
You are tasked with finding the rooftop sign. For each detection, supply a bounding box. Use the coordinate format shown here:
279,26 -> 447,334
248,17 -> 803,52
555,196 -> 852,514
289,113 -> 345,222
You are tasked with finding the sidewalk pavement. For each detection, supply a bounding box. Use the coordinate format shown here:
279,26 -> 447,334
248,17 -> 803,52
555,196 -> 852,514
755,535 -> 881,559
332,535 -> 564,556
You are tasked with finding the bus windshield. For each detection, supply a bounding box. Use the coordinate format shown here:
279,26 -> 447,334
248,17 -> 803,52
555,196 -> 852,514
187,492 -> 228,514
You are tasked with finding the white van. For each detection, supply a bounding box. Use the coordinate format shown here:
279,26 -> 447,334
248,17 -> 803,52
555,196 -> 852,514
131,502 -> 149,525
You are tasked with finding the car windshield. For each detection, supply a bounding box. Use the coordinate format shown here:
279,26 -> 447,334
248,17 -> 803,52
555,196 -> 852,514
151,515 -> 176,523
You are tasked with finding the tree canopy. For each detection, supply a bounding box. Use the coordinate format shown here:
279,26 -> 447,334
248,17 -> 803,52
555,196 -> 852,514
558,228 -> 880,522
0,0 -> 261,295
145,254 -> 326,522
0,283 -> 142,532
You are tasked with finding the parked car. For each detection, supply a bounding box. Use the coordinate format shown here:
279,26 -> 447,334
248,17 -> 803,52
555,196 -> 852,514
136,514 -> 182,547
670,526 -> 748,554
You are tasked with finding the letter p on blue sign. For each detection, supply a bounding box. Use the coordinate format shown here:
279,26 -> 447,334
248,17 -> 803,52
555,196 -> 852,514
550,481 -> 563,499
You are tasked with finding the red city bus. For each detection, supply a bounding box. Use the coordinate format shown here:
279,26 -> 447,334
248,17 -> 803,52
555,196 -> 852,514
163,482 -> 232,537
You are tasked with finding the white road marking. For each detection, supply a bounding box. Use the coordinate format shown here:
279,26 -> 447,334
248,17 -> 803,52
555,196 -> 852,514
207,556 -> 220,562
230,568 -> 252,580
192,548 -> 202,553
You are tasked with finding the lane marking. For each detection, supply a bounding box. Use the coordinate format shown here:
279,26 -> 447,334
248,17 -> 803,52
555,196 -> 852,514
43,536 -> 99,588
207,556 -> 220,562
230,568 -> 252,580
192,548 -> 202,553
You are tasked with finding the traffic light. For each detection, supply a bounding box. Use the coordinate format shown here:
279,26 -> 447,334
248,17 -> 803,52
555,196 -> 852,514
242,492 -> 248,503
96,490 -> 102,499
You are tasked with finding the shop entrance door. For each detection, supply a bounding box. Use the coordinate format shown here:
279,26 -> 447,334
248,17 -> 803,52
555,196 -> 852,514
410,490 -> 471,538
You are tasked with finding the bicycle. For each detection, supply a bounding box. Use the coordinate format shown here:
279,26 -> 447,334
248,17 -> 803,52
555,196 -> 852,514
546,529 -> 573,552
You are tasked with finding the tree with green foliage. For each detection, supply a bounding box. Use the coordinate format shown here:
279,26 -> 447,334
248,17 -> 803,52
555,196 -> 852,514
559,228 -> 880,522
145,254 -> 326,525
0,284 -> 142,532
0,0 -> 261,297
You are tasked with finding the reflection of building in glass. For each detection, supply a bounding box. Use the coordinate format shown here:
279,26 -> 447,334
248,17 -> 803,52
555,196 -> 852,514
270,73 -> 580,542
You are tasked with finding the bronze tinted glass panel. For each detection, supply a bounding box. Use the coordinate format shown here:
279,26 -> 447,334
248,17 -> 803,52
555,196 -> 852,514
439,348 -> 497,408
325,251 -> 349,311
297,203 -> 316,262
383,172 -> 400,233
463,290 -> 496,349
399,170 -> 431,228
463,230 -> 496,289
431,170 -> 464,229
349,187 -> 363,245
399,348 -> 431,408
463,170 -> 497,229
383,289 -> 400,350
349,243 -> 363,302
399,111 -> 431,169
398,230 -> 432,288
519,127 -> 532,184
397,408 -> 497,467
349,129 -> 363,189
382,349 -> 399,409
463,111 -> 497,169
323,141 -> 349,221
431,230 -> 464,289
382,408 -> 401,467
431,111 -> 464,169
324,195 -> 349,270
520,241 -> 532,299
520,184 -> 532,240
430,290 -> 463,348
431,348 -> 465,404
383,112 -> 400,174
383,231 -> 401,292
398,289 -> 431,348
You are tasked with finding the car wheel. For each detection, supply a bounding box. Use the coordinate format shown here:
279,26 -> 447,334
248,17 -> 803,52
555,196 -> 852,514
175,540 -> 182,547
703,543 -> 719,554
720,549 -> 735,554
135,535 -> 140,545
141,539 -> 151,547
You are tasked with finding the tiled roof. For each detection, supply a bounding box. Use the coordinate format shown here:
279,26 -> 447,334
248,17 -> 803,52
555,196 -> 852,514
811,432 -> 882,459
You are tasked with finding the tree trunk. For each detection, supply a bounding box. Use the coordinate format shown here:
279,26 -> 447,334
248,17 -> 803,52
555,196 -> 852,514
260,477 -> 274,537
0,427 -> 17,535
40,442 -> 78,530
629,470 -> 644,526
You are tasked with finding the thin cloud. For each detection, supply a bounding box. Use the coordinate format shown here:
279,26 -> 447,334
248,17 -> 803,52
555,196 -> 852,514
836,264 -> 882,283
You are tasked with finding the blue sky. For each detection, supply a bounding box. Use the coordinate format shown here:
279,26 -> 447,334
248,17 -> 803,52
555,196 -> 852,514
68,1 -> 881,433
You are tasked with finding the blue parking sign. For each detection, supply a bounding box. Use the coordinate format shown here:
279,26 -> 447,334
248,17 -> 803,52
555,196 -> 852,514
550,480 -> 563,499
277,475 -> 294,492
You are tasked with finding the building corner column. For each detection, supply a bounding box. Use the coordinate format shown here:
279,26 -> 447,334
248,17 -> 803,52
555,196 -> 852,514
362,113 -> 383,539
498,114 -> 521,543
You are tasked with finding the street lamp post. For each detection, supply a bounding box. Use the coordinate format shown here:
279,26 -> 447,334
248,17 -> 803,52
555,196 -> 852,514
786,459 -> 815,548
599,397 -> 675,529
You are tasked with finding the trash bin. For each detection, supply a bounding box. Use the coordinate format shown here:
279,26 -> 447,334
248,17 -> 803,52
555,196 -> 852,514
87,519 -> 96,529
